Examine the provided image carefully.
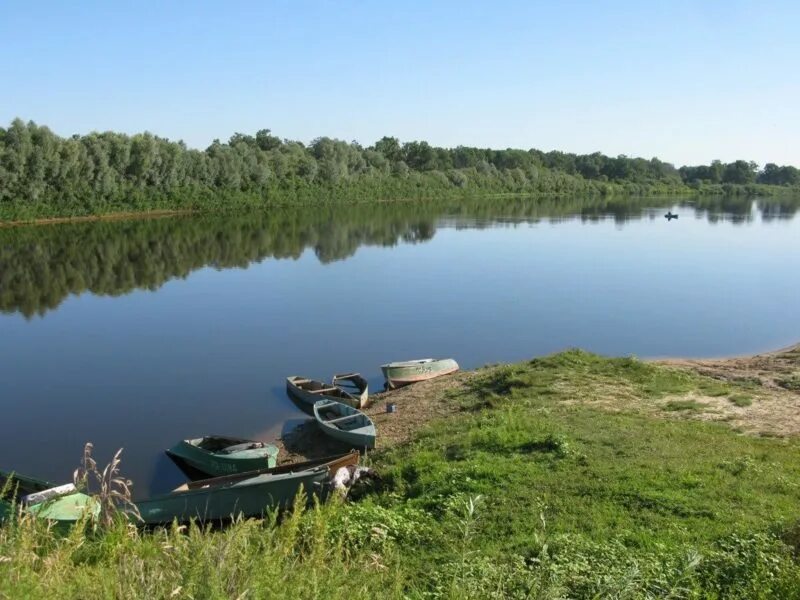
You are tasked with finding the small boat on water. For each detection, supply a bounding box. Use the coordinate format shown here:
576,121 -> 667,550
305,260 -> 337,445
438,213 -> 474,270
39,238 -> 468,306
313,400 -> 376,449
332,372 -> 369,408
1,470 -> 98,525
136,451 -> 359,525
381,358 -> 459,389
166,436 -> 279,479
286,375 -> 364,409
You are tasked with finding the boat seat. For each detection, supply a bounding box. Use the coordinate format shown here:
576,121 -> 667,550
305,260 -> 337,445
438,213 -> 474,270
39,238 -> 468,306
325,414 -> 362,425
219,443 -> 261,454
310,387 -> 338,394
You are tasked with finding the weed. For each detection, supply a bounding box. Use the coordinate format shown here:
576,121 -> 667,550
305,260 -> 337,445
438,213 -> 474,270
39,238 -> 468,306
663,400 -> 708,412
729,393 -> 754,407
777,374 -> 800,391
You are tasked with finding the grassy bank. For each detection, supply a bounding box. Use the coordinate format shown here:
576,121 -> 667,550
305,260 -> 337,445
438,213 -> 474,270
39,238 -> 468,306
2,349 -> 799,598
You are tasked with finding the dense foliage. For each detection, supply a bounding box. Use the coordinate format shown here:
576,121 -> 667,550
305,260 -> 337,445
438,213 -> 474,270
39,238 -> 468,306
1,119 -> 798,219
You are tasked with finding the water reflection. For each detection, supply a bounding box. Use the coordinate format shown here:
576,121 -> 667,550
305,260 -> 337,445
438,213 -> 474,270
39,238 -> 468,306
1,195 -> 797,317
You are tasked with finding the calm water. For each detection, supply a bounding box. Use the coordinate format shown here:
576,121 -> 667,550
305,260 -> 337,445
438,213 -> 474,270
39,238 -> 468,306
1,196 -> 798,496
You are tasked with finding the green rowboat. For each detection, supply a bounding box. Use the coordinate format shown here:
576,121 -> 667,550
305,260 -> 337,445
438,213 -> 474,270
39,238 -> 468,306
1,470 -> 98,525
173,450 -> 360,486
381,358 -> 459,389
135,452 -> 359,525
313,400 -> 376,449
166,436 -> 279,479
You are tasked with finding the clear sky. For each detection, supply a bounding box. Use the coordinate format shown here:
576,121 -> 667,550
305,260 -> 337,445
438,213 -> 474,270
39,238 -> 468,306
1,1 -> 798,167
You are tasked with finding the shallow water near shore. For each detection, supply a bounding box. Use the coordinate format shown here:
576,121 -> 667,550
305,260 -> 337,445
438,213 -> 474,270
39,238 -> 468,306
0,195 -> 798,496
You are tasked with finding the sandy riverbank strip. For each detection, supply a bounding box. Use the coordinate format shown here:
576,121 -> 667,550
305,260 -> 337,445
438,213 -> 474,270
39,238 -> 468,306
0,209 -> 194,228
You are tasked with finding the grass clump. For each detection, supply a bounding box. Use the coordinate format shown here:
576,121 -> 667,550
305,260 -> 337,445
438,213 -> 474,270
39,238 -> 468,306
729,393 -> 754,407
777,373 -> 800,391
663,399 -> 709,412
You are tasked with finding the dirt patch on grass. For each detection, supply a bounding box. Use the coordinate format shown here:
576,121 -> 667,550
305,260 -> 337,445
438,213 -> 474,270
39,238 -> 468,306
659,344 -> 800,391
656,344 -> 800,437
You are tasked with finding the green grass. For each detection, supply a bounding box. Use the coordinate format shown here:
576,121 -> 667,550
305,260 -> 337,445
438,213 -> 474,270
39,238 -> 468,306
2,350 -> 799,598
729,393 -> 755,407
663,399 -> 709,411
778,373 -> 800,391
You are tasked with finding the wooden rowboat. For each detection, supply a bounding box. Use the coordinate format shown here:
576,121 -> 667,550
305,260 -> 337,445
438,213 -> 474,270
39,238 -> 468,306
136,452 -> 359,525
286,375 -> 363,409
381,358 -> 459,389
332,372 -> 369,408
313,400 -> 376,449
166,436 -> 279,479
1,470 -> 98,525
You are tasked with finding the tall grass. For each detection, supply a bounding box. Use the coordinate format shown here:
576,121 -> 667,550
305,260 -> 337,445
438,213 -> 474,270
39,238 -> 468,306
0,496 -> 408,599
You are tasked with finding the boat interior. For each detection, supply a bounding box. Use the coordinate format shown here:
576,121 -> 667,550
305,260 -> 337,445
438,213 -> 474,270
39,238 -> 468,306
292,378 -> 352,398
318,407 -> 368,431
191,436 -> 268,453
172,452 -> 359,492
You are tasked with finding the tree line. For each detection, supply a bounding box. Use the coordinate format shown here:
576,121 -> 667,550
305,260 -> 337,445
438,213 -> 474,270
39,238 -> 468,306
0,118 -> 798,219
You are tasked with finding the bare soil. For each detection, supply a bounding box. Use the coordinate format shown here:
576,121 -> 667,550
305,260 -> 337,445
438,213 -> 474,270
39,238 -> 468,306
655,344 -> 800,437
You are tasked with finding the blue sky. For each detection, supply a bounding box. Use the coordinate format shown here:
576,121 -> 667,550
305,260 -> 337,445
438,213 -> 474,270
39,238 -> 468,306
1,1 -> 798,166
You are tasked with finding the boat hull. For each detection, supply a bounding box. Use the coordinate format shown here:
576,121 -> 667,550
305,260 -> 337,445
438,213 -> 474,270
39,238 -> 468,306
381,358 -> 459,389
136,467 -> 329,526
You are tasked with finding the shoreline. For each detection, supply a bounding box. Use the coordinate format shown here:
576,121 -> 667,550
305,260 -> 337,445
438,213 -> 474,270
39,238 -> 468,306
2,188 -> 795,228
0,208 -> 196,228
648,341 -> 800,363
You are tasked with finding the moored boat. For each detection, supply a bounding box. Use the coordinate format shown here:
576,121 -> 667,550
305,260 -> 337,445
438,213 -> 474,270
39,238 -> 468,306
286,375 -> 363,409
332,372 -> 369,408
313,400 -> 376,449
166,436 -> 279,479
381,358 -> 459,389
1,470 -> 98,525
135,451 -> 359,525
